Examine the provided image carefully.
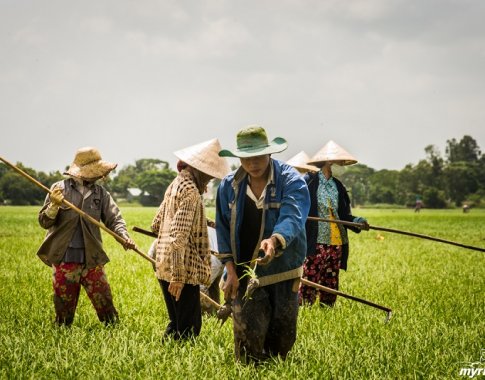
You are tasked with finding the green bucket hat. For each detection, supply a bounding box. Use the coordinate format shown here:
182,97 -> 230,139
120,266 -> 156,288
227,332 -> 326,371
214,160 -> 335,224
219,125 -> 288,158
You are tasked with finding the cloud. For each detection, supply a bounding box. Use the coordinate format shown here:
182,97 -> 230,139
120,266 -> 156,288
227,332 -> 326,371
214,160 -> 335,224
80,17 -> 114,34
0,0 -> 484,172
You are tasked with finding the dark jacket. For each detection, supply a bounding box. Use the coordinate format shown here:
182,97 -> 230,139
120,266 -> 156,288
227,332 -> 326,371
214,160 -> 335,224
37,178 -> 129,268
304,172 -> 361,270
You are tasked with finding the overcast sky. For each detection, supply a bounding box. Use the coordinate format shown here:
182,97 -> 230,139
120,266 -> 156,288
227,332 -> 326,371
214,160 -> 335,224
1,0 -> 484,174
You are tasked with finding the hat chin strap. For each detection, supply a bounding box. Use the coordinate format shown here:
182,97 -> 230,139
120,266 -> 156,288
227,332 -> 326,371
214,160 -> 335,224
70,176 -> 84,184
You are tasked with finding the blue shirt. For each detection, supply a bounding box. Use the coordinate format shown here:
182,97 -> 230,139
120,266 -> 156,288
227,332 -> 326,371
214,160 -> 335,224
216,159 -> 310,282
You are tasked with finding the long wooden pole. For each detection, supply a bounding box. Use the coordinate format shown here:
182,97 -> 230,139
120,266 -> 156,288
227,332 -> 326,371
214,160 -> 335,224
0,155 -> 154,263
133,226 -> 157,238
307,216 -> 485,253
134,224 -> 390,319
300,278 -> 392,322
0,155 -> 222,311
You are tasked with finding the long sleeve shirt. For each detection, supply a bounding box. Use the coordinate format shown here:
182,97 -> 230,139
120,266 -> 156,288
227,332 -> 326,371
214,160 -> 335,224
216,159 -> 310,286
37,178 -> 130,268
151,169 -> 211,286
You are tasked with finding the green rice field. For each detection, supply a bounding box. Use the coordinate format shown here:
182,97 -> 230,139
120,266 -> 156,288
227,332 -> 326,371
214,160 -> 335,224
0,206 -> 484,379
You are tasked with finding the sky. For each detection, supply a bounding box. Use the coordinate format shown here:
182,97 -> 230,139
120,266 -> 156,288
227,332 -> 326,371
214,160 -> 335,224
1,0 -> 484,174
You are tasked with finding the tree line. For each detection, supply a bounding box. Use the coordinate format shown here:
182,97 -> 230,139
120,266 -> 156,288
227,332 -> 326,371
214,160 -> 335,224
0,159 -> 177,207
339,135 -> 485,208
1,135 -> 484,208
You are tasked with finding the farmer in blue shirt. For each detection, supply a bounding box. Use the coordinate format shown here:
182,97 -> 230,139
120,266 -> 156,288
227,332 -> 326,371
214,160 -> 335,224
216,126 -> 310,362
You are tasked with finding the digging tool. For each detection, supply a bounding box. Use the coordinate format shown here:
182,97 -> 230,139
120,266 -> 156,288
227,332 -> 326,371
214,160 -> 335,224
300,278 -> 392,323
216,300 -> 232,325
307,216 -> 485,253
0,156 -> 222,312
243,275 -> 392,323
133,222 -> 392,323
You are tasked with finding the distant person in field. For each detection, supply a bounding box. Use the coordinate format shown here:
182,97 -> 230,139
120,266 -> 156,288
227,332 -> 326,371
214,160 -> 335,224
300,140 -> 369,307
37,147 -> 136,326
415,198 -> 423,213
151,139 -> 229,341
216,126 -> 310,362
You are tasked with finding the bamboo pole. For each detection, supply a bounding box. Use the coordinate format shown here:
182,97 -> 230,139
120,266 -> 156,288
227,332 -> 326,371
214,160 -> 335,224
307,216 -> 485,253
300,278 -> 392,322
0,155 -> 223,311
0,155 -> 155,263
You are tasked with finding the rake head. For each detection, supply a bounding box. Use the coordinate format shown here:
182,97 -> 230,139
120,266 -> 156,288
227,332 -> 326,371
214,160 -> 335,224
216,302 -> 232,326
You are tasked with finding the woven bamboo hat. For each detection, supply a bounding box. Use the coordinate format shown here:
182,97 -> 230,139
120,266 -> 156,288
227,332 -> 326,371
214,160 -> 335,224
308,140 -> 358,167
219,125 -> 287,158
174,138 -> 230,179
64,147 -> 117,180
286,151 -> 319,173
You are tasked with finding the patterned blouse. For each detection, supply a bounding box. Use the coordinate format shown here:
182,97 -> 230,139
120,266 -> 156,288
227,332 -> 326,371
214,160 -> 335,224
316,171 -> 346,246
151,169 -> 211,286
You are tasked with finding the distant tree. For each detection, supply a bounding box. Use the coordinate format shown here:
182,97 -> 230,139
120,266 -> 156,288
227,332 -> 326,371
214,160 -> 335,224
110,165 -> 138,196
368,184 -> 396,204
443,161 -> 480,206
2,134 -> 482,208
138,169 -> 176,206
424,144 -> 444,185
478,154 -> 485,188
0,163 -> 7,177
110,158 -> 173,202
397,164 -> 422,206
445,135 -> 481,163
44,170 -> 65,188
339,164 -> 374,206
0,163 -> 45,205
422,186 -> 447,208
368,169 -> 400,204
0,163 -> 7,203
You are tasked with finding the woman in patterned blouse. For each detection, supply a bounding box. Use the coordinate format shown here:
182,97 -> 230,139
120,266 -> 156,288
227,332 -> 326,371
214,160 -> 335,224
151,138 -> 229,340
300,140 -> 369,306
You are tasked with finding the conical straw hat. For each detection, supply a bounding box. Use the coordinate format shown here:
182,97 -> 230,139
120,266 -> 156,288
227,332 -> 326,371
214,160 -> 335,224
174,138 -> 230,179
308,140 -> 358,166
286,151 -> 319,173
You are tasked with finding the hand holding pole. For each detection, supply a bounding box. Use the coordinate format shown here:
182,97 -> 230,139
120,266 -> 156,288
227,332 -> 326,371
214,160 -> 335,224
0,155 -> 153,263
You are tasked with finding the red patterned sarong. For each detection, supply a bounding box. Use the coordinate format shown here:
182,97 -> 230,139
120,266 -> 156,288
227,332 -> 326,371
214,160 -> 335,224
299,244 -> 342,306
52,263 -> 118,325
